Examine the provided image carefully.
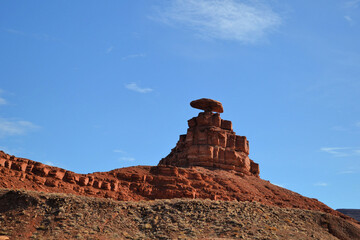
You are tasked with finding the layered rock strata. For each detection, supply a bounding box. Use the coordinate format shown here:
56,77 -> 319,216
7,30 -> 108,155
159,99 -> 259,177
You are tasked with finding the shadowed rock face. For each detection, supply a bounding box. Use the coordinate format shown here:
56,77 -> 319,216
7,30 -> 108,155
159,99 -> 259,176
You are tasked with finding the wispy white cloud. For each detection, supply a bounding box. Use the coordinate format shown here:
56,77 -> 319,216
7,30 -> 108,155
125,83 -> 153,93
331,121 -> 360,132
320,147 -> 351,156
330,49 -> 360,67
331,125 -> 348,131
122,53 -> 146,60
114,149 -> 135,162
44,161 -> 55,166
344,0 -> 360,8
106,46 -> 114,53
0,97 -> 6,105
153,0 -> 281,43
320,147 -> 360,157
354,149 -> 360,154
338,170 -> 355,174
344,15 -> 355,25
0,118 -> 39,138
118,157 -> 135,162
0,89 -> 7,105
5,28 -> 26,36
113,149 -> 126,153
4,28 -> 58,41
314,182 -> 328,187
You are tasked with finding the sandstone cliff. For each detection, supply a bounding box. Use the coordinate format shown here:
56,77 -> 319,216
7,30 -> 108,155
159,98 -> 259,176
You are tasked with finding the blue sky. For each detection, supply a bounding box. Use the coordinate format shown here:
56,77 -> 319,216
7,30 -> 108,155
1,0 -> 359,209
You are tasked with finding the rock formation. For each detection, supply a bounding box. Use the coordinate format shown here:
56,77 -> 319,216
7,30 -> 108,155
159,98 -> 260,177
190,98 -> 224,113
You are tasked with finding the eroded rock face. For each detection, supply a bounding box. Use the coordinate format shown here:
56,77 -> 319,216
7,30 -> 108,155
159,99 -> 259,177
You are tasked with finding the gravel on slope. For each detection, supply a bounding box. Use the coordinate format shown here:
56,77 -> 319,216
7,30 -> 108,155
0,189 -> 359,240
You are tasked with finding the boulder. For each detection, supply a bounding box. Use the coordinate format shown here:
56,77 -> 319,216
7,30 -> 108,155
190,98 -> 224,113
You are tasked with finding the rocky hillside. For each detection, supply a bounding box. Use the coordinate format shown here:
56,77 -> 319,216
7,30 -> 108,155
1,189 -> 360,240
1,150 -> 356,225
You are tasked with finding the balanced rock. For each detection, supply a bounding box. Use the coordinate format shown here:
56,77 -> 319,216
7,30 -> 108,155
159,99 -> 259,176
190,98 -> 224,113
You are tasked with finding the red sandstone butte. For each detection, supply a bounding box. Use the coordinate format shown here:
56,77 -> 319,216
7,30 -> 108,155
160,98 -> 259,177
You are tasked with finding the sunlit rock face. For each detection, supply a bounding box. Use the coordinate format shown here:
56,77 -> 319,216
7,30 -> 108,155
159,98 -> 260,177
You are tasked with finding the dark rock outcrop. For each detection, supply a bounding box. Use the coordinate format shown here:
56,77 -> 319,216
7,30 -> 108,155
337,209 -> 360,222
